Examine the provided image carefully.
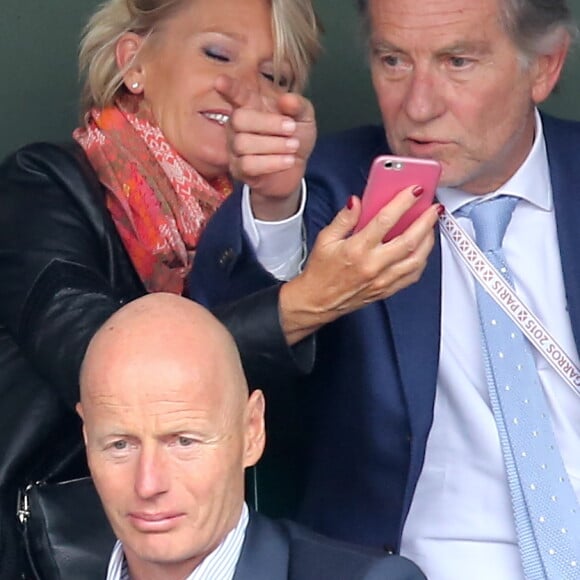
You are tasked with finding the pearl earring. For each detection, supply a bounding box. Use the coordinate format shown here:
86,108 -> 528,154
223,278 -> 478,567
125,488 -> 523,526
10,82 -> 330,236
130,82 -> 140,90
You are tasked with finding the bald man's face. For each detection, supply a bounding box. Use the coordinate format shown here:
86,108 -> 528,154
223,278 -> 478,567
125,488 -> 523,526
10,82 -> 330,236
78,331 -> 264,576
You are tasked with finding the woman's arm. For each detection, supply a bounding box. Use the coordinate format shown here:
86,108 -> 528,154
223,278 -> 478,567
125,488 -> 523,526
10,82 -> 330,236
0,142 -> 310,404
0,142 -> 145,407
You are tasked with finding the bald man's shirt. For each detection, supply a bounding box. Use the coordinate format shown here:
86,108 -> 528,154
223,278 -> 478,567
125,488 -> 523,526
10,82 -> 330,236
106,504 -> 249,580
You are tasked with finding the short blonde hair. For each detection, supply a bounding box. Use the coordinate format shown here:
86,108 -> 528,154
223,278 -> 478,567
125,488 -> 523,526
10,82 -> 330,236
271,0 -> 321,92
79,0 -> 321,115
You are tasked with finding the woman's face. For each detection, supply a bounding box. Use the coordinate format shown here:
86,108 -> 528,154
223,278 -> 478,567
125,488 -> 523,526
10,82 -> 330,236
129,0 -> 290,180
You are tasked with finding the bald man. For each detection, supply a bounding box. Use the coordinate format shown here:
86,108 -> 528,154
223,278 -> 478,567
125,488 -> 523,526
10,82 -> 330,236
77,293 -> 425,580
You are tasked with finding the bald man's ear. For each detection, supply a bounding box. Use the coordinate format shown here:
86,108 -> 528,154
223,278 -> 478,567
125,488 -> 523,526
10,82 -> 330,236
76,402 -> 88,445
243,390 -> 266,468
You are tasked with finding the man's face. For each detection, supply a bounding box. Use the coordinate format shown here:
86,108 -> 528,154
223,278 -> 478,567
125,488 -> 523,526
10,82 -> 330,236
79,348 -> 264,576
367,0 -> 564,194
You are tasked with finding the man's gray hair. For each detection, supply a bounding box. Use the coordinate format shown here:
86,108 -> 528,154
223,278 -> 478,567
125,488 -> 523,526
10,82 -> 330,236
355,0 -> 578,59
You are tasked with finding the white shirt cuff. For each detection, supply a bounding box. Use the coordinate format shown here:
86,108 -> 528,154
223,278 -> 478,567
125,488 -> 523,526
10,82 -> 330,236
241,181 -> 306,281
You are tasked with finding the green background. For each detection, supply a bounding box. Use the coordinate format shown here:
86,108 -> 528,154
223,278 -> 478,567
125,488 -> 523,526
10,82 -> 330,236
1,0 -> 580,160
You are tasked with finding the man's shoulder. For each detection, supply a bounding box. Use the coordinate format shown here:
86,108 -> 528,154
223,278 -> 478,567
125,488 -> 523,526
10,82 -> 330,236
541,112 -> 580,144
539,113 -> 580,189
309,125 -> 387,171
542,112 -> 580,130
315,125 -> 387,151
273,517 -> 425,579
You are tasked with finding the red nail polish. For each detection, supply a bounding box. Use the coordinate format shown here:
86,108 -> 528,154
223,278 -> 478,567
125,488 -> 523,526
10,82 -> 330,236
412,186 -> 424,197
437,204 -> 446,216
346,196 -> 354,210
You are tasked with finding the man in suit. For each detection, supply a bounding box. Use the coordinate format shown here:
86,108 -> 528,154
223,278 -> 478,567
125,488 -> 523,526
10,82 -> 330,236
190,0 -> 580,578
77,293 -> 424,579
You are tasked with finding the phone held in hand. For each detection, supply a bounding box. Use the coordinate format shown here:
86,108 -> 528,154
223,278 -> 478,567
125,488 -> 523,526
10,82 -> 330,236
354,155 -> 442,242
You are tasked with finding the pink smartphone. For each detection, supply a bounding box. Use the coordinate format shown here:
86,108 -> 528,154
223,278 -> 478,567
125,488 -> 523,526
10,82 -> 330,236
354,155 -> 441,242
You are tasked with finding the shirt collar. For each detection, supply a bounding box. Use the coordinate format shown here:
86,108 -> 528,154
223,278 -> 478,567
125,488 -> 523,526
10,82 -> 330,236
437,109 -> 552,214
106,503 -> 249,580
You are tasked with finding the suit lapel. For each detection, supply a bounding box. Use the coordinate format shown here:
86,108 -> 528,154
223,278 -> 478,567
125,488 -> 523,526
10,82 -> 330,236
384,235 -> 442,445
543,115 -> 580,357
358,130 -> 442,478
381,239 -> 442,524
233,512 -> 290,580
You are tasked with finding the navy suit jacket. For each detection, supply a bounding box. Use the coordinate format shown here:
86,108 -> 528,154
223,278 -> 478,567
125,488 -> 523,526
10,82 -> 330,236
235,512 -> 425,579
190,113 -> 580,552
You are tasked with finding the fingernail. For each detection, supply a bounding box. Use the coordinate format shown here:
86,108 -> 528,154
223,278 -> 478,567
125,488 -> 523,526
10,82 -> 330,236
282,155 -> 295,167
286,138 -> 300,151
412,185 -> 424,197
282,119 -> 296,133
437,204 -> 445,216
346,196 -> 354,210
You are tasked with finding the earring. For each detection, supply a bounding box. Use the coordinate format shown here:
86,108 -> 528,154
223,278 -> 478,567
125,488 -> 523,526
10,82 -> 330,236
130,81 -> 140,90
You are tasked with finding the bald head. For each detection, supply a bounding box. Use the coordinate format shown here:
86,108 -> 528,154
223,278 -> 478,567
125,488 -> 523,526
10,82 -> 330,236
77,294 -> 265,577
80,293 -> 246,406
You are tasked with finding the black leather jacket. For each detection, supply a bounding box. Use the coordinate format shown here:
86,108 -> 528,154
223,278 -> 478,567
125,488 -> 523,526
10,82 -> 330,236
0,142 -> 300,577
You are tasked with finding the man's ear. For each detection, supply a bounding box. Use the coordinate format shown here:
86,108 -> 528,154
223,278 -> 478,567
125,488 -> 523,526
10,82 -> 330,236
115,32 -> 147,94
243,389 -> 266,468
530,33 -> 571,104
75,402 -> 88,445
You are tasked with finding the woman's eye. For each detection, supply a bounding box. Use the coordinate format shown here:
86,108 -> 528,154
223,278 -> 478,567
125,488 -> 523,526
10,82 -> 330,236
261,71 -> 290,88
204,47 -> 230,63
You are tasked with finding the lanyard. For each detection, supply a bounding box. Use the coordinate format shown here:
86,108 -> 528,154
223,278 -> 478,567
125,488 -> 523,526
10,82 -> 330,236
439,210 -> 580,399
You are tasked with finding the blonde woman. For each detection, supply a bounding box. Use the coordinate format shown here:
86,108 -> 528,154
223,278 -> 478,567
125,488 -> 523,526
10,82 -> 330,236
0,0 -> 319,576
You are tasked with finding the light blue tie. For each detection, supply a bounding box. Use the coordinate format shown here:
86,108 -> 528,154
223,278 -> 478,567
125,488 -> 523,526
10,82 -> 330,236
465,195 -> 580,580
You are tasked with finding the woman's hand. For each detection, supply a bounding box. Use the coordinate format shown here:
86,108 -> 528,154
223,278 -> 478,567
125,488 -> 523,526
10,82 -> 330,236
215,75 -> 316,221
279,186 -> 443,345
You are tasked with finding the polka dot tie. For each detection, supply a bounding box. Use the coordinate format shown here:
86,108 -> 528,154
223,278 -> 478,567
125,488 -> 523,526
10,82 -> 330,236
465,195 -> 580,580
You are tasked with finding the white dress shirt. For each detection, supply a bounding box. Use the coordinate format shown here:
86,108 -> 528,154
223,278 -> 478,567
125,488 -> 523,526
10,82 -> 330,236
105,503 -> 249,580
241,111 -> 580,580
400,111 -> 580,579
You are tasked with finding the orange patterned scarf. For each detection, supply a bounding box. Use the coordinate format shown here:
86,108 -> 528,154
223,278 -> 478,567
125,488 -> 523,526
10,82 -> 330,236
73,97 -> 232,294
